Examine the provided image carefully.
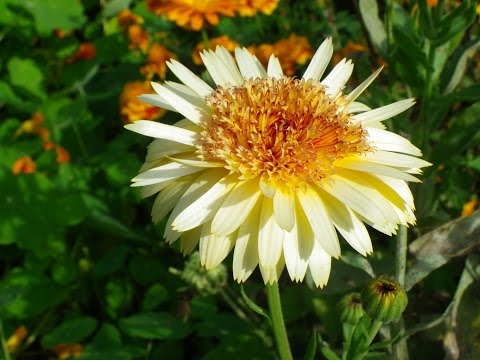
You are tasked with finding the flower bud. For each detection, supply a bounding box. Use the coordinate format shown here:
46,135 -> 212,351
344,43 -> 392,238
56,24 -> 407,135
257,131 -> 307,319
338,292 -> 365,325
361,276 -> 408,323
181,252 -> 227,296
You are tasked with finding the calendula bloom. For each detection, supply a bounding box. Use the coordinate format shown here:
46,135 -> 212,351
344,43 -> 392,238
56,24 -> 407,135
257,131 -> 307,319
147,0 -> 237,31
117,8 -> 144,28
126,38 -> 431,286
141,43 -> 176,80
66,42 -> 96,63
237,0 -> 280,17
12,156 -> 37,175
120,81 -> 166,123
126,24 -> 150,52
192,35 -> 240,65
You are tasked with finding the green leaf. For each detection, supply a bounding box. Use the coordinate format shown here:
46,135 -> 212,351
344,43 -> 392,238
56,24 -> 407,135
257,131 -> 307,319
21,0 -> 86,35
317,333 -> 341,360
105,279 -> 134,318
141,284 -> 168,311
93,245 -> 130,277
7,57 -> 45,100
128,254 -> 165,285
102,0 -> 132,18
435,3 -> 476,46
51,257 -> 78,285
41,317 -> 98,348
0,81 -> 36,112
304,331 -> 318,360
118,313 -> 191,340
341,253 -> 376,278
240,285 -> 270,321
452,84 -> 480,102
358,0 -> 387,57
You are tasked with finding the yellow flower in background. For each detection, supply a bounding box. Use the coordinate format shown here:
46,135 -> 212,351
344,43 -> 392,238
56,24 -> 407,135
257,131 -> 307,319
192,35 -> 240,65
126,38 -> 431,286
461,198 -> 479,217
141,43 -> 176,80
147,0 -> 237,31
120,81 -> 166,123
237,0 -> 280,17
250,34 -> 313,76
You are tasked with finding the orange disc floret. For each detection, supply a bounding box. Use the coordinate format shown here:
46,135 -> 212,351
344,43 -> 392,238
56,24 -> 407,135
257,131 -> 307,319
12,156 -> 37,175
192,35 -> 239,65
127,24 -> 150,52
147,0 -> 237,31
141,43 -> 176,80
237,0 -> 280,17
120,81 -> 165,123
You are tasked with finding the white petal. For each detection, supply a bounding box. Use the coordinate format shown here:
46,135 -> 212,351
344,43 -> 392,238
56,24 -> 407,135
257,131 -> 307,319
180,227 -> 201,255
303,38 -> 333,81
167,59 -> 214,98
146,140 -> 193,162
321,58 -> 354,97
352,99 -> 415,125
200,50 -> 238,87
259,254 -> 285,285
215,46 -> 244,85
211,180 -> 262,236
345,67 -> 383,103
141,181 -> 173,198
164,168 -> 227,243
138,94 -> 177,112
367,128 -> 422,156
344,101 -> 371,113
233,199 -> 262,283
132,161 -> 205,187
125,120 -> 199,146
273,190 -> 295,231
297,187 -> 340,258
363,150 -> 432,169
199,221 -> 235,269
377,175 -> 415,209
172,173 -> 237,232
234,48 -> 267,79
319,189 -> 373,255
168,156 -> 224,168
258,197 -> 285,269
308,241 -> 331,288
259,175 -> 277,197
267,55 -> 284,79
151,178 -> 193,223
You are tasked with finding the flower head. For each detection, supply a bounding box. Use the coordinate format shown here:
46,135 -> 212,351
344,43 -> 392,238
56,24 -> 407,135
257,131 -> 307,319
192,35 -> 239,65
120,81 -> 166,123
141,43 -> 176,80
126,38 -> 431,287
237,0 -> 280,17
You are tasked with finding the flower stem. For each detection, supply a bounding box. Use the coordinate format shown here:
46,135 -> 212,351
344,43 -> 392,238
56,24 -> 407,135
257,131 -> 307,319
0,319 -> 11,360
266,283 -> 293,360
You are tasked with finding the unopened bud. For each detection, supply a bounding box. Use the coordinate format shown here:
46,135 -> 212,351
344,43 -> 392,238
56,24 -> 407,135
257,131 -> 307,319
338,292 -> 365,325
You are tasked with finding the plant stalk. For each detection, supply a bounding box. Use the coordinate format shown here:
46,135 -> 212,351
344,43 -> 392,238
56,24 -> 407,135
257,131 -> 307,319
266,282 -> 293,360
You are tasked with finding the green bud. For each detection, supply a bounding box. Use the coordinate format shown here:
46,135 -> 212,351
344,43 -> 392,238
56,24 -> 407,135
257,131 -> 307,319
181,252 -> 227,296
361,276 -> 408,323
338,292 -> 365,325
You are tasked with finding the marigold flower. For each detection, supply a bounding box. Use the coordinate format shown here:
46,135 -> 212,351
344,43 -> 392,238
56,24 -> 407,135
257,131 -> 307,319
127,24 -> 150,52
55,145 -> 71,164
6,326 -> 28,353
12,156 -> 37,175
333,41 -> 369,65
192,35 -> 240,65
461,198 -> 479,217
120,81 -> 166,123
67,42 -> 96,63
141,43 -> 176,80
126,38 -> 431,286
15,111 -> 46,138
147,0 -> 237,31
237,0 -> 280,17
117,8 -> 143,28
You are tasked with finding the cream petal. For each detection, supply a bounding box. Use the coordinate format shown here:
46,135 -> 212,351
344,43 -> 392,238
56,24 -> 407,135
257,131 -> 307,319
259,175 -> 277,197
199,221 -> 235,269
132,161 -> 205,187
352,99 -> 415,125
215,46 -> 244,85
345,66 -> 383,104
297,187 -> 340,258
273,190 -> 295,231
125,120 -> 199,146
376,175 -> 415,209
146,140 -> 193,162
344,101 -> 372,113
167,59 -> 214,98
234,47 -> 267,79
363,150 -> 432,169
308,241 -> 331,288
140,181 -> 173,198
180,227 -> 201,255
259,254 -> 285,285
172,173 -> 237,232
138,94 -> 177,112
367,128 -> 422,156
303,37 -> 333,81
283,211 -> 312,282
233,198 -> 262,283
267,55 -> 284,79
167,156 -> 224,168
211,180 -> 262,236
151,178 -> 194,224
321,58 -> 354,97
200,50 -> 237,87
258,197 -> 285,269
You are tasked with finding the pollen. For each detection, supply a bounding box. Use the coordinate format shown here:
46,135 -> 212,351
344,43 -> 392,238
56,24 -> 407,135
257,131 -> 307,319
199,77 -> 371,191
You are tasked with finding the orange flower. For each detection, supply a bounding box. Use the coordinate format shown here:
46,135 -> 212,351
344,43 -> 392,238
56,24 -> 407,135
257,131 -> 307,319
117,8 -> 143,28
192,35 -> 239,65
55,145 -> 71,164
333,41 -> 369,64
67,42 -> 96,63
51,344 -> 83,359
120,81 -> 166,123
141,43 -> 176,79
147,0 -> 237,31
249,34 -> 313,76
6,326 -> 28,353
427,0 -> 438,7
12,156 -> 37,175
127,24 -> 150,52
237,0 -> 280,17
15,111 -> 48,139
54,29 -> 67,38
462,198 -> 479,217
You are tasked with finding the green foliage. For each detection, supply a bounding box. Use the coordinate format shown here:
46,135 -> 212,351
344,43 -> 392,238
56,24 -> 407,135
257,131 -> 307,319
0,0 -> 479,359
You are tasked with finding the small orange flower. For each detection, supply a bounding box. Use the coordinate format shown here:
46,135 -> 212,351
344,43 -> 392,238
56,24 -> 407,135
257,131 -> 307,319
12,156 -> 37,175
147,0 -> 237,31
237,0 -> 280,17
333,41 -> 369,65
427,0 -> 439,7
67,42 -> 96,63
141,43 -> 176,80
15,111 -> 47,138
127,24 -> 150,52
51,344 -> 83,359
462,198 -> 479,217
6,326 -> 28,353
54,29 -> 67,38
117,8 -> 144,28
192,35 -> 239,65
120,81 -> 166,123
55,145 -> 71,164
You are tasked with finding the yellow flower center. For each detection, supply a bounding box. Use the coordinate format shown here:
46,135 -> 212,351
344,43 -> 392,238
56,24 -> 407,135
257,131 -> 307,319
199,77 -> 370,191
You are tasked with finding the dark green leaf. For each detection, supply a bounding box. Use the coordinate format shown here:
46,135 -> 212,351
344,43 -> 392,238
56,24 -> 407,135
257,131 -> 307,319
341,253 -> 376,278
7,57 -> 45,100
93,245 -> 130,277
141,284 -> 168,311
240,285 -> 270,321
118,312 -> 191,340
304,331 -> 318,360
42,317 -> 98,348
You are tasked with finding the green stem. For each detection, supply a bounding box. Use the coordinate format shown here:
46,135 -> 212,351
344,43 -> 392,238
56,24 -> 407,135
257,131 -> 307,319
0,319 -> 11,360
352,320 -> 383,360
201,29 -> 210,49
266,283 -> 293,360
